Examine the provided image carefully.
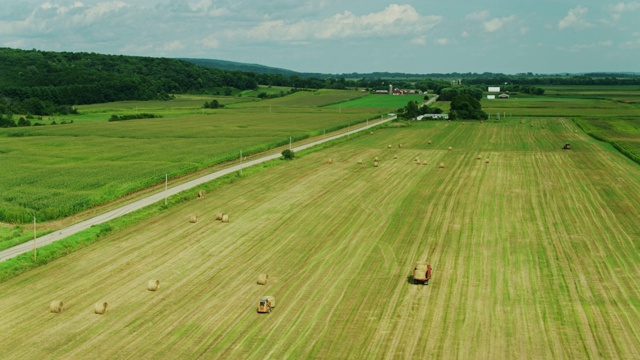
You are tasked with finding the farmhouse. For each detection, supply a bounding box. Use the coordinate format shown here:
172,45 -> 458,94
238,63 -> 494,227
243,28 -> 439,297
487,95 -> 496,99
488,86 -> 501,92
417,114 -> 449,120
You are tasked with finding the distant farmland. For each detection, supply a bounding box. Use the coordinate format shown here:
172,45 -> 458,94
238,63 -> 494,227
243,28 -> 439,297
1,120 -> 639,359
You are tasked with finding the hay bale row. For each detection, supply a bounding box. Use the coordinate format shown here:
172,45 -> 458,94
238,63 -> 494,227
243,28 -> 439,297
148,279 -> 160,291
50,300 -> 64,313
94,302 -> 108,315
189,215 -> 198,223
257,274 -> 269,285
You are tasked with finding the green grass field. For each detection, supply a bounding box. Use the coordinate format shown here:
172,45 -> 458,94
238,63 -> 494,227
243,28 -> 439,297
0,92 -> 380,224
1,120 -> 639,358
330,93 -> 426,109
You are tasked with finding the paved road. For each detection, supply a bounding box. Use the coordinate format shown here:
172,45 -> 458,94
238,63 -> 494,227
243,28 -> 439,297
0,116 -> 397,262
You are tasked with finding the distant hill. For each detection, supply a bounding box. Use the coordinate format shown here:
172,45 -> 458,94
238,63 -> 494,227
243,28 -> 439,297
180,58 -> 328,78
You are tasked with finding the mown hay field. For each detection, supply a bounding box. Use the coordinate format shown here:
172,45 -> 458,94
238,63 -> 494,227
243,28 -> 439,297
1,120 -> 639,359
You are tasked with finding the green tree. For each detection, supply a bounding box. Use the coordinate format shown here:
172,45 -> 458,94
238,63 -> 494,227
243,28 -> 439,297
281,149 -> 295,160
449,94 -> 487,120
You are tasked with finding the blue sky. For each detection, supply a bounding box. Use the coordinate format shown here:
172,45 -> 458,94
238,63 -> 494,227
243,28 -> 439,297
1,1 -> 639,74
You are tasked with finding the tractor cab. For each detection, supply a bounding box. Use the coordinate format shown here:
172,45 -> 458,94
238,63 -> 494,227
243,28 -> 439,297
563,143 -> 571,150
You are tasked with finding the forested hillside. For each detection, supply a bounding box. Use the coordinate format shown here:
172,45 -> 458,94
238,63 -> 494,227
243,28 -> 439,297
0,48 -> 263,115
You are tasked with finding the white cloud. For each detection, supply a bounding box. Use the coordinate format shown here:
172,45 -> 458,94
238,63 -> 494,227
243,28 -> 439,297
162,40 -> 184,51
558,6 -> 593,30
411,36 -> 426,45
202,35 -> 220,48
483,15 -> 515,33
224,4 -> 442,42
461,31 -> 469,38
435,38 -> 449,45
557,40 -> 613,52
465,10 -> 489,21
609,2 -> 640,20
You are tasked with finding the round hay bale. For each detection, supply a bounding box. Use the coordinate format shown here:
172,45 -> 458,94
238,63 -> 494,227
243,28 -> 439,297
197,190 -> 205,199
327,158 -> 333,164
257,274 -> 269,285
393,155 -> 398,159
427,140 -> 432,144
373,161 -> 379,167
374,156 -> 379,161
398,144 -> 403,148
520,120 -> 524,124
477,155 -> 482,160
480,121 -> 483,124
387,145 -> 392,148
189,215 -> 198,223
485,159 -> 490,164
422,160 -> 428,165
448,146 -> 452,152
147,279 -> 160,291
94,302 -> 108,315
357,159 -> 363,164
215,213 -> 223,221
50,300 -> 64,314
221,214 -> 230,223
530,124 -> 533,127
439,162 -> 445,169
370,131 -> 374,135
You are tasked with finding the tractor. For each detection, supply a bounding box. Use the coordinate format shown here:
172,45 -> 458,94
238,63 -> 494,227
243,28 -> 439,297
257,296 -> 276,314
412,262 -> 432,285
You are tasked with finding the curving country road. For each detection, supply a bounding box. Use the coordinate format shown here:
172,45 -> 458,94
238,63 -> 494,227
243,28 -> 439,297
0,116 -> 399,262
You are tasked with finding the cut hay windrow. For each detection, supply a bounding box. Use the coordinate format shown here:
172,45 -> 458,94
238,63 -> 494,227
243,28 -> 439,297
94,302 -> 108,315
147,279 -> 160,291
49,300 -> 64,314
257,274 -> 269,285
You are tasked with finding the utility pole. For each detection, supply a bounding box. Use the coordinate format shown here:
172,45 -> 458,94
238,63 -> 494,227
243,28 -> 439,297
33,215 -> 36,263
164,173 -> 167,206
240,150 -> 243,176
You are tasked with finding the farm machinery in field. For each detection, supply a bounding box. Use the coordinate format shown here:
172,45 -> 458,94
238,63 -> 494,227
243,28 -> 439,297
412,262 -> 432,285
257,296 -> 276,314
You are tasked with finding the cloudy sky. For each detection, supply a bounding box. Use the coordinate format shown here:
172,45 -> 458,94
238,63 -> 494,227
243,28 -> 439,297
1,1 -> 639,74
